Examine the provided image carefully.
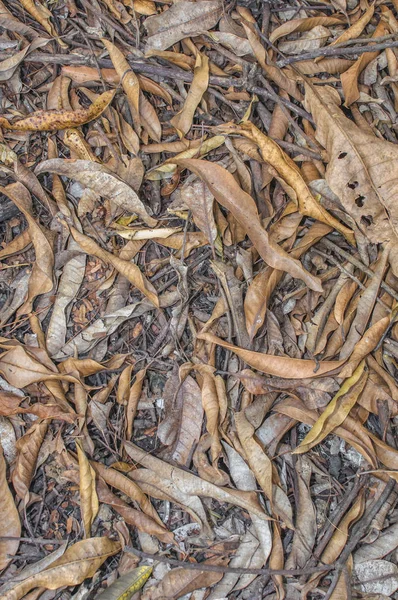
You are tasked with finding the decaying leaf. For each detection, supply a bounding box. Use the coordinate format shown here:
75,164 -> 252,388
76,441 -> 99,538
0,90 -> 115,131
171,53 -> 209,138
97,566 -> 153,600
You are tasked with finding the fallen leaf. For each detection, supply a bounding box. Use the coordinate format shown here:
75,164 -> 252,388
0,443 -> 20,570
97,566 -> 153,600
76,441 -> 99,538
144,0 -> 223,51
12,421 -> 48,503
2,537 -> 121,600
0,90 -> 115,131
171,52 -> 209,138
198,332 -> 344,378
35,159 -> 156,227
175,158 -> 323,292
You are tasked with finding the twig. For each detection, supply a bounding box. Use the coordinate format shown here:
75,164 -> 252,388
278,40 -> 398,67
323,479 -> 397,600
0,536 -> 67,545
320,238 -> 398,303
125,547 -> 333,577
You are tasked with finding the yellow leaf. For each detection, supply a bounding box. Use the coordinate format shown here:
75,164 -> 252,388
294,361 -> 368,454
97,566 -> 153,600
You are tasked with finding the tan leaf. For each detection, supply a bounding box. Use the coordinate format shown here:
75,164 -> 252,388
142,560 -> 224,600
35,159 -> 156,227
20,0 -> 66,46
174,158 -> 323,292
12,421 -> 48,503
171,53 -> 209,138
0,443 -> 20,570
76,441 -> 99,538
124,442 -> 270,522
329,4 -> 374,47
235,410 -> 293,528
2,537 -> 121,600
341,21 -> 387,106
91,461 -> 164,527
0,90 -> 115,131
217,122 -> 355,245
0,183 -> 54,314
305,83 -> 398,251
270,15 -> 344,43
144,0 -> 222,52
198,332 -> 344,378
102,39 -> 141,131
126,369 -> 146,439
96,479 -> 173,544
180,179 -> 218,246
69,227 -> 158,307
139,92 -> 162,142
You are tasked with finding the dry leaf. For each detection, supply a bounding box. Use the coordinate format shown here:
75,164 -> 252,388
2,537 -> 121,600
0,443 -> 20,570
35,159 -> 156,227
171,52 -> 209,138
175,158 -> 323,291
76,441 -> 99,538
0,90 -> 115,131
144,0 -> 223,51
12,421 -> 48,503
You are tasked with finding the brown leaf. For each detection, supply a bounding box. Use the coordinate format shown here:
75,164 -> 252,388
142,559 -> 225,600
102,39 -> 141,132
96,479 -> 173,544
171,53 -> 209,138
218,122 -> 355,245
269,15 -> 344,43
76,441 -> 99,538
0,443 -> 20,570
175,158 -> 323,292
0,90 -> 115,131
144,0 -> 223,51
91,461 -> 164,527
2,537 -> 121,600
198,332 -> 344,378
0,183 -> 54,314
126,368 -> 146,439
12,421 -> 48,503
69,227 -> 159,306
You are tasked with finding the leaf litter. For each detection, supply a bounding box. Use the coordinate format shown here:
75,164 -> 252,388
2,1 -> 398,599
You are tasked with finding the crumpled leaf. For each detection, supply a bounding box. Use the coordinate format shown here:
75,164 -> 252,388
97,566 -> 153,600
171,52 -> 209,138
2,537 -> 121,600
0,90 -> 115,131
144,0 -> 223,52
35,159 -> 156,227
305,82 -> 398,255
175,158 -> 323,292
354,560 -> 398,596
0,443 -> 20,570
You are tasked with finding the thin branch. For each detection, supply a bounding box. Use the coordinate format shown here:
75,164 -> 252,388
125,547 -> 333,577
278,40 -> 398,67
